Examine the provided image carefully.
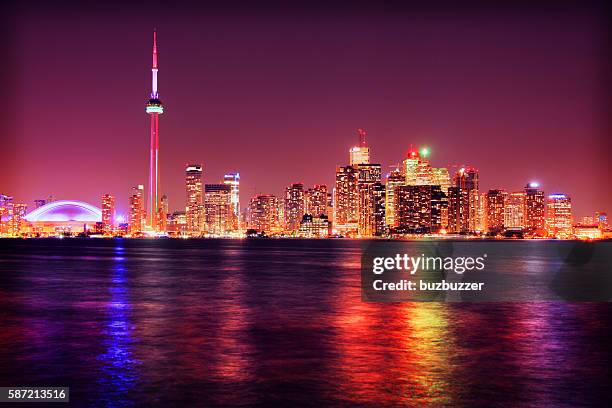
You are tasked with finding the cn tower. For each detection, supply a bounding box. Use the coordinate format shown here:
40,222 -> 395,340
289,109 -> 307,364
145,30 -> 163,230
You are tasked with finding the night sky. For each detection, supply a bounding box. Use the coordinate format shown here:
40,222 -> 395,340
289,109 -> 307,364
1,1 -> 610,217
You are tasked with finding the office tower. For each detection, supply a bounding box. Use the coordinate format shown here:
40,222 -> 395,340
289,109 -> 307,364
403,149 -> 420,185
448,167 -> 479,233
8,203 -> 27,237
357,163 -> 382,237
185,164 -> 204,235
0,194 -> 13,235
486,189 -> 507,234
223,173 -> 241,230
395,185 -> 447,234
128,185 -> 145,236
524,183 -> 545,236
284,183 -> 305,233
333,166 -> 359,234
349,128 -> 370,166
248,194 -> 280,234
204,184 -> 232,235
159,194 -> 168,232
477,191 -> 487,232
415,157 -> 434,185
546,194 -> 572,238
305,184 -> 328,217
145,30 -> 164,231
372,182 -> 386,236
101,194 -> 115,235
432,167 -> 451,193
385,169 -> 405,228
504,192 -> 526,230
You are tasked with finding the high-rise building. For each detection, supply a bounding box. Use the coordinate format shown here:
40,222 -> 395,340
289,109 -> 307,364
504,192 -> 525,230
349,128 -> 370,166
403,149 -> 420,185
223,173 -> 240,231
385,169 -> 405,228
159,194 -> 168,232
546,194 -> 572,238
204,184 -> 232,235
0,194 -> 13,235
305,184 -> 328,217
448,167 -> 479,233
185,164 -> 203,235
128,185 -> 145,236
101,194 -> 115,235
333,166 -> 359,234
284,183 -> 305,233
8,203 -> 27,237
372,182 -> 386,236
395,185 -> 447,234
357,164 -> 382,237
486,189 -> 506,234
415,157 -> 434,185
248,194 -> 280,234
524,183 -> 545,236
145,30 -> 164,231
432,167 -> 451,193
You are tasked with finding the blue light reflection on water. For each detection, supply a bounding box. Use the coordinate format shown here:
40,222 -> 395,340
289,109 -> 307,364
96,243 -> 139,407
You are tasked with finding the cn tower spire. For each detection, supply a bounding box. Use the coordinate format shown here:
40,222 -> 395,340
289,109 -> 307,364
146,29 -> 164,231
151,29 -> 159,99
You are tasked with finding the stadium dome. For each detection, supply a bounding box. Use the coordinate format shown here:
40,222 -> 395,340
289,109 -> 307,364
25,200 -> 102,223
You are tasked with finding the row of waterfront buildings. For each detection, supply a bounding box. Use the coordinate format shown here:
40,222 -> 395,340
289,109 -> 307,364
1,129 -> 608,239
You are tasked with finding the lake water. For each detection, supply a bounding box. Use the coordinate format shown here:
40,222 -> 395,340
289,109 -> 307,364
0,239 -> 611,406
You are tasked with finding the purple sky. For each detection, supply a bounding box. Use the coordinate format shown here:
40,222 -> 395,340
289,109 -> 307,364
1,2 -> 610,217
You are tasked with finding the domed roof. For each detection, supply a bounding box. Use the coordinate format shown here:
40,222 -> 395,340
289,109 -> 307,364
25,200 -> 102,223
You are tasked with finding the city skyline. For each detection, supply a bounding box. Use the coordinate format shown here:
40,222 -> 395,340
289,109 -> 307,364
2,6 -> 611,217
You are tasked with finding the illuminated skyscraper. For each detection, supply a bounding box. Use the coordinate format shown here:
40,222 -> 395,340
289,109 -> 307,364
385,169 -> 405,228
223,173 -> 241,230
504,191 -> 525,230
146,30 -> 164,231
448,167 -> 479,233
185,164 -> 203,235
357,164 -> 382,237
333,166 -> 359,234
546,194 -> 572,238
8,203 -> 27,237
284,183 -> 305,233
395,185 -> 447,234
248,194 -> 280,234
486,189 -> 506,234
432,167 -> 451,193
524,183 -> 545,236
128,185 -> 145,235
101,194 -> 115,235
204,184 -> 232,235
403,149 -> 420,185
349,128 -> 370,166
0,194 -> 12,235
305,184 -> 328,217
415,149 -> 434,185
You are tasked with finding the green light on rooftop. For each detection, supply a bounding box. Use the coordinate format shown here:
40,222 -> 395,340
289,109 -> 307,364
420,147 -> 430,158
